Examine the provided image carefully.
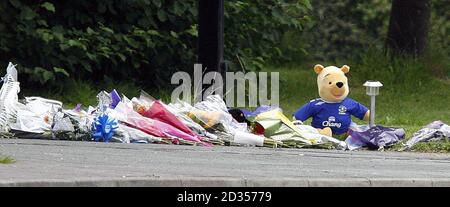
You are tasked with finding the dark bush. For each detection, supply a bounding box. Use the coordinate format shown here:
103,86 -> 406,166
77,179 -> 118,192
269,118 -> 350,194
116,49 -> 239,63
0,0 -> 311,89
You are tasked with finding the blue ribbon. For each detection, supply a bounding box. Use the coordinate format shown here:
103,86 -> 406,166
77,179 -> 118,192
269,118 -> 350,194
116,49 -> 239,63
93,114 -> 118,142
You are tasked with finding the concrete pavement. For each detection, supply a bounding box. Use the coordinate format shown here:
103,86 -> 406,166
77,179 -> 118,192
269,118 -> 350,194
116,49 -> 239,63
1,139 -> 450,187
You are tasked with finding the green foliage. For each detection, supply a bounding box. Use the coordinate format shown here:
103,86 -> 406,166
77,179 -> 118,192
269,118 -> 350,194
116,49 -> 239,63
281,0 -> 449,63
224,0 -> 311,71
0,0 -> 311,89
280,0 -> 391,62
429,0 -> 450,58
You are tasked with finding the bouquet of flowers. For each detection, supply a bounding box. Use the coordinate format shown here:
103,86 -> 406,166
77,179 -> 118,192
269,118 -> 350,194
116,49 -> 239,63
112,102 -> 207,145
254,110 -> 347,149
140,100 -> 203,141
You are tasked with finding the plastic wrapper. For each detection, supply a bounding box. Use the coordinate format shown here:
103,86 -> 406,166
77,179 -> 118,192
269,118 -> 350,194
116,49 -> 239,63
9,97 -> 62,134
345,124 -> 405,150
112,102 -> 204,144
192,95 -> 247,134
241,105 -> 282,118
0,63 -> 20,132
233,131 -> 264,146
194,95 -> 244,131
52,111 -> 75,132
139,90 -> 156,103
254,110 -> 312,148
110,89 -> 121,109
344,123 -> 369,150
96,91 -> 112,112
51,110 -> 91,141
231,131 -> 281,148
134,94 -> 229,145
167,98 -> 194,114
141,100 -> 202,140
10,106 -> 50,134
402,121 -> 450,150
112,102 -> 164,137
168,95 -> 246,144
165,102 -> 211,138
113,123 -> 162,144
63,106 -> 94,133
59,108 -> 93,141
187,110 -> 227,131
130,90 -> 155,114
294,122 -> 347,150
254,111 -> 345,149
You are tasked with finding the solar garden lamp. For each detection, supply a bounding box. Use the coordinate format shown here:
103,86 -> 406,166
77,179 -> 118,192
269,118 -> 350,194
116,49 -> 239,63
363,81 -> 383,127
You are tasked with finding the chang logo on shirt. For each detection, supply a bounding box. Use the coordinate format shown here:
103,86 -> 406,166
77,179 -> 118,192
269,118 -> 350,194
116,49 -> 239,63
322,116 -> 342,128
328,116 -> 336,122
338,105 -> 347,115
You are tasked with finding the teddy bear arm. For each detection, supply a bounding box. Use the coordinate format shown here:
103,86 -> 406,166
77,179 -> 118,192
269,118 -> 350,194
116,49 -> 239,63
317,127 -> 332,137
363,110 -> 370,121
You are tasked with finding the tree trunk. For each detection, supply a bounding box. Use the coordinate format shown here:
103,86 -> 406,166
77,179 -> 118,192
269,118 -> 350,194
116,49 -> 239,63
385,0 -> 431,56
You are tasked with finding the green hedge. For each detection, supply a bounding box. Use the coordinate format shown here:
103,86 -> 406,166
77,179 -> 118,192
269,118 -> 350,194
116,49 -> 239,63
0,0 -> 311,89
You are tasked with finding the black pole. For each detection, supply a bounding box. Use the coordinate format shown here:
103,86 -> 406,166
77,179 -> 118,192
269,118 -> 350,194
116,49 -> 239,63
198,0 -> 225,75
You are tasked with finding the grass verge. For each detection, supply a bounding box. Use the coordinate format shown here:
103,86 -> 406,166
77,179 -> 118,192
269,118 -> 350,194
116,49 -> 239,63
0,156 -> 15,164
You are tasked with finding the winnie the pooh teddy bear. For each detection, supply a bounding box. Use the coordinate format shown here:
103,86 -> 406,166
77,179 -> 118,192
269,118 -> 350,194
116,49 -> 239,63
294,64 -> 370,137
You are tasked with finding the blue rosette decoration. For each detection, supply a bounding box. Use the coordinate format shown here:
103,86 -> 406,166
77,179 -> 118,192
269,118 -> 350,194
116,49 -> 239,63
93,113 -> 118,142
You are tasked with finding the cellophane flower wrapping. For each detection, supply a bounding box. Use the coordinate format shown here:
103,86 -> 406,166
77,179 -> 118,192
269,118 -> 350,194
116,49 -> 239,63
0,63 -> 20,132
113,123 -> 162,144
141,100 -> 203,141
254,110 -> 313,148
9,97 -> 62,134
112,102 -> 203,144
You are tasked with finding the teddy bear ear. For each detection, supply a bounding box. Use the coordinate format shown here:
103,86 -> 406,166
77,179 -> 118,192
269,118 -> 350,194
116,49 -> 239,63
340,65 -> 350,74
314,64 -> 324,74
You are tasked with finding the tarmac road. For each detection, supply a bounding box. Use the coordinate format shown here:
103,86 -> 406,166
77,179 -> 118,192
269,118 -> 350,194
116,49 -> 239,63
1,139 -> 450,187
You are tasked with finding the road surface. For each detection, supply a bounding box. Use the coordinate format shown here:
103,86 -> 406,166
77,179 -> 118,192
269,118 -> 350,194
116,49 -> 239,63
1,139 -> 450,186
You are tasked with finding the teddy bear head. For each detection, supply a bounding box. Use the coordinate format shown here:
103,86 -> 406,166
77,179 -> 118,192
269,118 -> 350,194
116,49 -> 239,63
314,64 -> 350,103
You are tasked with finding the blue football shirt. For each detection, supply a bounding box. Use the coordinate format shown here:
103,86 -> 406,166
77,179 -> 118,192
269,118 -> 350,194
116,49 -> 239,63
294,98 -> 368,135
